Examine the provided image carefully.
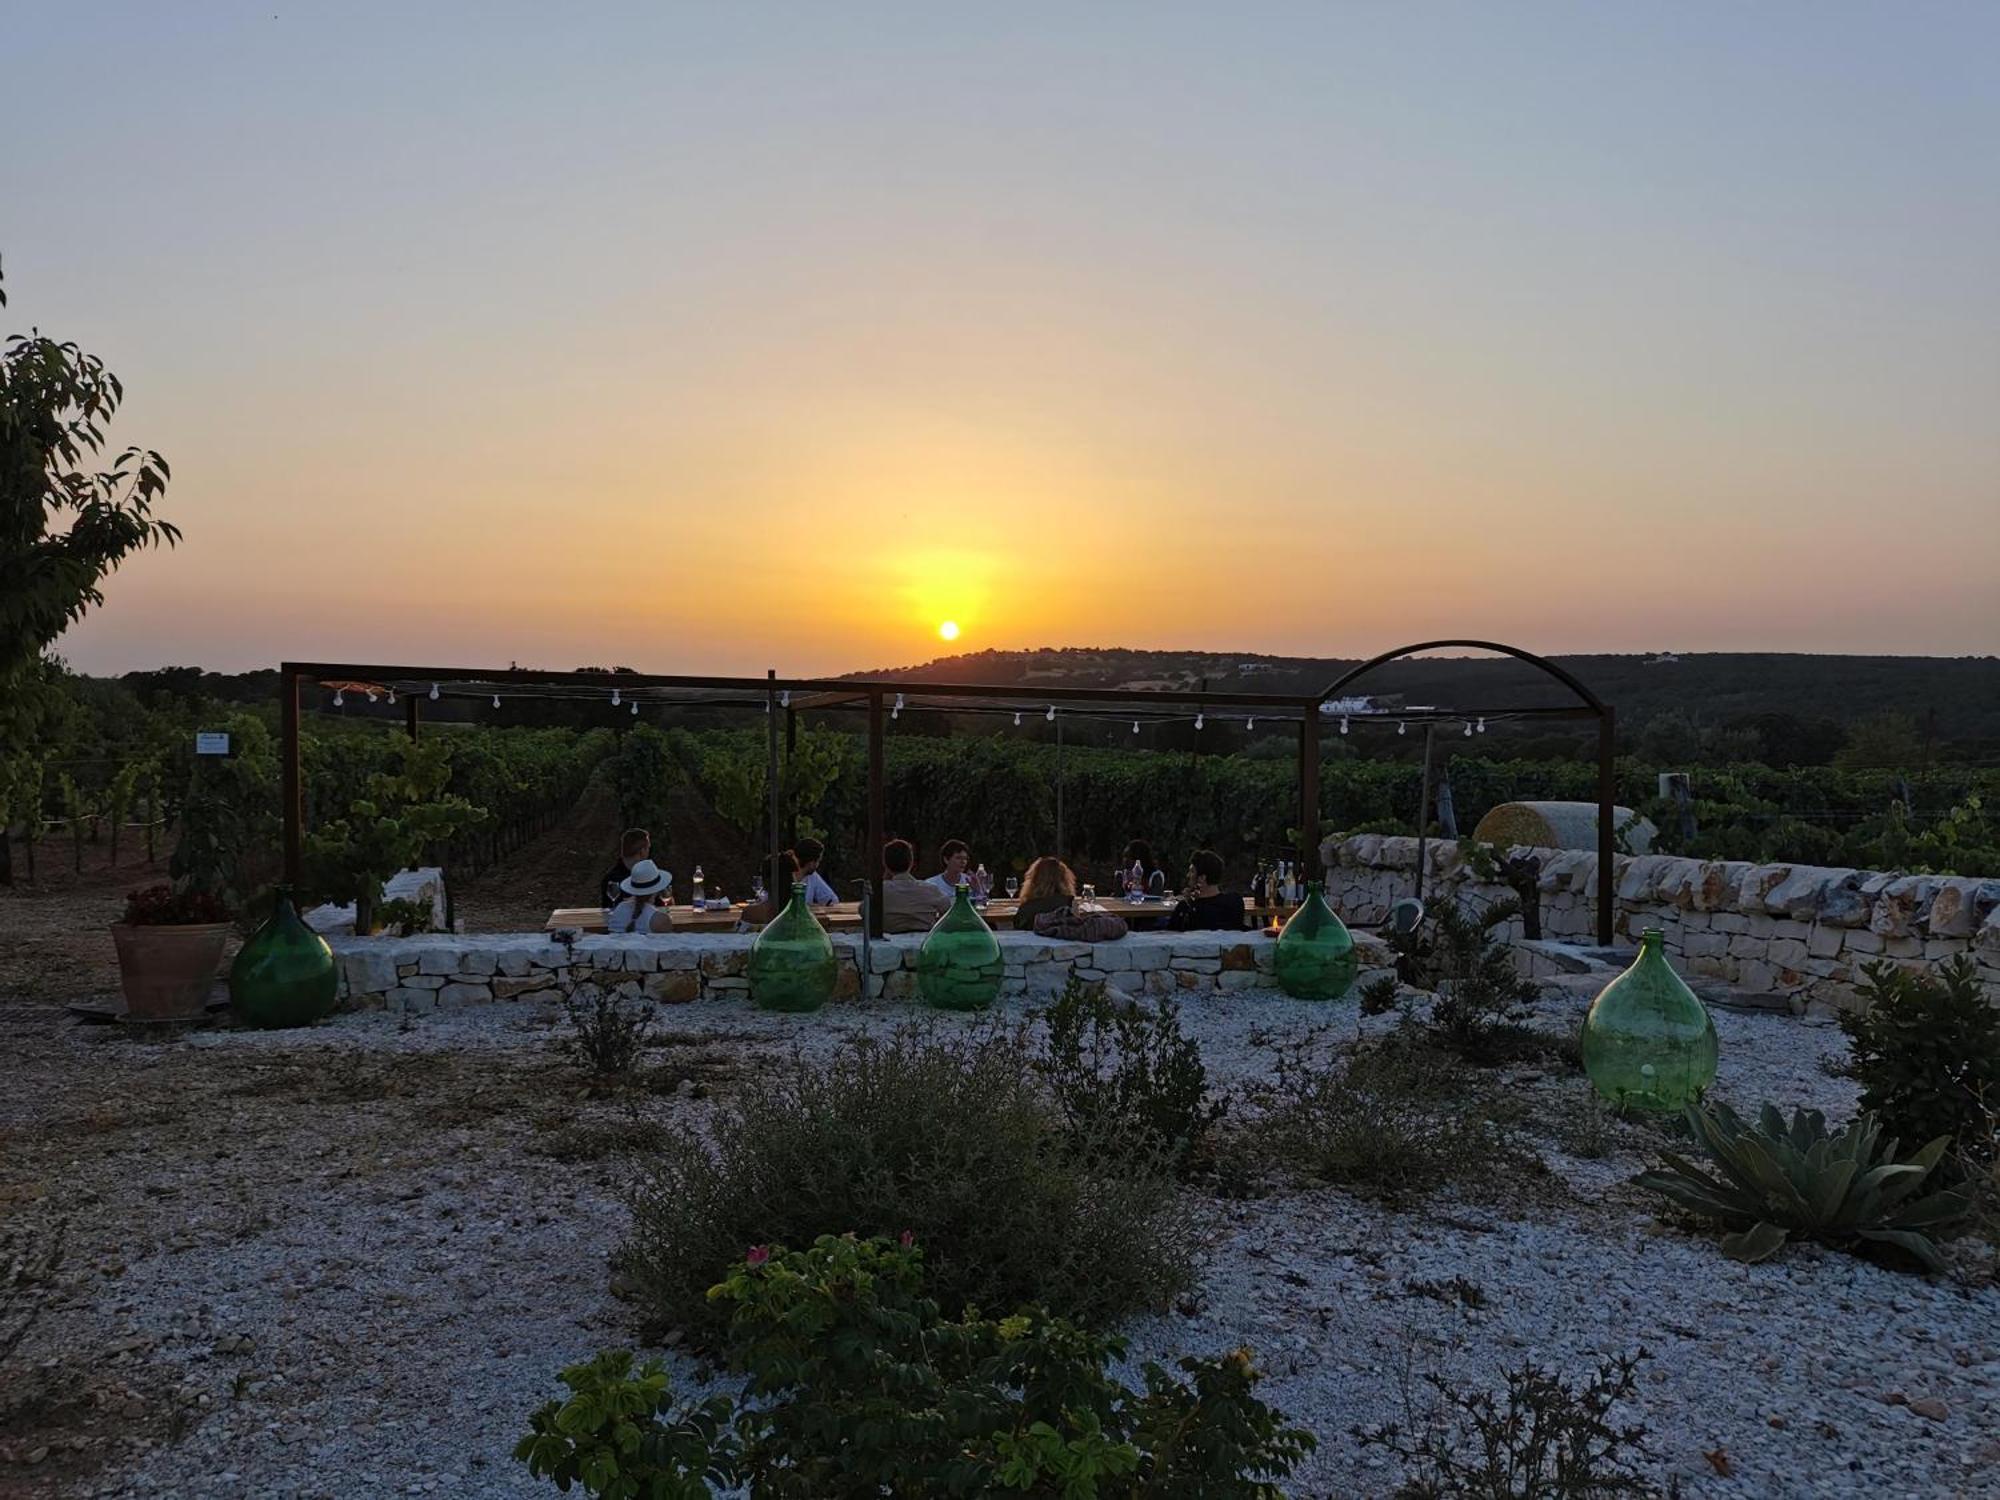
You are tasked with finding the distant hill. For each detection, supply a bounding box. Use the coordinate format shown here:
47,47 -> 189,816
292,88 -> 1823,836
848,648 -> 2000,744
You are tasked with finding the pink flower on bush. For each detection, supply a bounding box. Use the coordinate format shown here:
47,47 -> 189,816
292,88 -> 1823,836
899,1230 -> 914,1249
746,1245 -> 770,1267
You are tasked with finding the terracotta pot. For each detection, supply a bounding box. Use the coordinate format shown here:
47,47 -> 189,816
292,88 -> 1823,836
111,922 -> 233,1021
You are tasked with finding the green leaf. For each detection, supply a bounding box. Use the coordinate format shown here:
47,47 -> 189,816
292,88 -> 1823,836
1720,1221 -> 1790,1262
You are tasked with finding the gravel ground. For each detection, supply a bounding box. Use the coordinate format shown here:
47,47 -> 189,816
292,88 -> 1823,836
3,986 -> 1996,1500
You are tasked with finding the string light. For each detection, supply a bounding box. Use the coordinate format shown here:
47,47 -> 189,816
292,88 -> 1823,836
1247,716 -> 1256,731
1340,717 -> 1349,735
1131,720 -> 1139,734
491,694 -> 500,709
1398,721 -> 1407,736
365,690 -> 378,703
630,699 -> 638,716
892,692 -> 904,720
1013,711 -> 1022,727
1464,720 -> 1474,737
611,688 -> 620,706
1195,712 -> 1204,730
779,691 -> 789,708
1045,705 -> 1056,722
429,683 -> 439,701
1476,717 -> 1486,734
332,689 -> 344,707
387,689 -> 396,705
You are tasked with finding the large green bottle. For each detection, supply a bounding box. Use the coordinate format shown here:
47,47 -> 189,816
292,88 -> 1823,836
1272,881 -> 1357,1001
917,883 -> 1004,1011
229,885 -> 338,1028
1579,929 -> 1717,1111
748,883 -> 836,1013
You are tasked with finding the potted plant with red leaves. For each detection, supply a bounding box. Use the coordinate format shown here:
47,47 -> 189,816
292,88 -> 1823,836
111,883 -> 233,1021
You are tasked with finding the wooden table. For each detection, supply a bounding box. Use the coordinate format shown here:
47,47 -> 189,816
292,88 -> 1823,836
546,896 -> 1291,936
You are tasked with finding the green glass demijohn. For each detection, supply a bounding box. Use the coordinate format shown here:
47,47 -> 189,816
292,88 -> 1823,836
916,883 -> 1004,1012
229,885 -> 338,1029
1272,881 -> 1358,1001
1579,929 -> 1718,1111
748,883 -> 836,1013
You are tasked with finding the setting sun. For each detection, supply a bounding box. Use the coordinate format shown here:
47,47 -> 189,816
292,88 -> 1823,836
938,620 -> 961,642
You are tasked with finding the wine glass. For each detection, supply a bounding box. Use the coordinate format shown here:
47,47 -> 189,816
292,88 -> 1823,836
1005,877 -> 1019,899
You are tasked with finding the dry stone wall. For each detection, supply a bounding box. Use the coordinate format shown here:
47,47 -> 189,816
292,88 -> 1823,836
326,929 -> 1395,1015
1321,834 -> 2000,1014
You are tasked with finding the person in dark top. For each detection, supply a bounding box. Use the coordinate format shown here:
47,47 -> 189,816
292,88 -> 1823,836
1011,856 -> 1077,930
1169,848 -> 1245,932
601,828 -> 652,908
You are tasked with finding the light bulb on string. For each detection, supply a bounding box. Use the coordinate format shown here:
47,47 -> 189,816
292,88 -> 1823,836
1195,712 -> 1205,730
1013,711 -> 1022,727
779,691 -> 789,708
629,699 -> 638,716
366,690 -> 378,704
1131,720 -> 1139,734
1340,717 -> 1349,735
1464,721 -> 1474,737
1398,721 -> 1407,736
429,683 -> 439,701
332,689 -> 344,707
491,694 -> 500,709
1045,705 -> 1055,722
892,692 -> 904,720
1247,716 -> 1256,731
387,689 -> 396,705
611,688 -> 620,706
1476,718 -> 1486,734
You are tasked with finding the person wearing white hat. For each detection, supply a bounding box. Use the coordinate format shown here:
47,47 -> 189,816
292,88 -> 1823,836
606,859 -> 673,934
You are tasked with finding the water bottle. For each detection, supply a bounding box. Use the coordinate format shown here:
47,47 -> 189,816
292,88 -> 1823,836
691,863 -> 705,907
751,874 -> 767,905
974,863 -> 990,902
1128,859 -> 1145,897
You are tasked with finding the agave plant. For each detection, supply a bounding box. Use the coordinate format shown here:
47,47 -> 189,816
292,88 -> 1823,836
1635,1102 -> 1969,1270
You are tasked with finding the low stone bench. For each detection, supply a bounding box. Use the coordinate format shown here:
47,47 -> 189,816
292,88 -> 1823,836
326,929 -> 1395,1015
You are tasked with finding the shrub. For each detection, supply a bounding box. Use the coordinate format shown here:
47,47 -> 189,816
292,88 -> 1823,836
1238,1034 -> 1524,1203
519,1234 -> 1314,1499
1635,1102 -> 1970,1270
1838,957 -> 2000,1166
1388,901 -> 1545,1064
1036,979 -> 1226,1176
1360,1349 -> 1661,1498
563,987 -> 654,1078
618,1026 -> 1191,1345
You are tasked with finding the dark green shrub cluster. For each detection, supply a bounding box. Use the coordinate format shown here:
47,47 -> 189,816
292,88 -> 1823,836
1387,900 -> 1550,1065
1234,1035 -> 1526,1203
618,1025 -> 1192,1345
1036,979 -> 1227,1176
563,988 -> 655,1077
1636,1102 -> 1969,1271
1838,956 -> 1999,1167
522,1235 -> 1312,1499
1360,1349 -> 1663,1498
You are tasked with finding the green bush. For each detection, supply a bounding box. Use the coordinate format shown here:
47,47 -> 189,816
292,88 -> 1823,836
1838,957 -> 2000,1166
1236,1035 -> 1525,1203
1035,979 -> 1227,1177
1385,900 -> 1546,1064
618,1025 -> 1192,1345
1635,1102 -> 1970,1270
519,1234 -> 1314,1499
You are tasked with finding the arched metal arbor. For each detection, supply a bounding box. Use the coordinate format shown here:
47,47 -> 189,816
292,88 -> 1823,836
1318,640 -> 1617,945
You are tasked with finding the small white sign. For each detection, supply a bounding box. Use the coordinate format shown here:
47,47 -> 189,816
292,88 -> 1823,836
195,731 -> 232,756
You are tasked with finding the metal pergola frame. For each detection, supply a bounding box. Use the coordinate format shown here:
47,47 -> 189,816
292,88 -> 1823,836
278,640 -> 1616,942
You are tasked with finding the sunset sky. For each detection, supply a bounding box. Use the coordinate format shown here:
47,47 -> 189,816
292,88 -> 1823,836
7,2 -> 1996,676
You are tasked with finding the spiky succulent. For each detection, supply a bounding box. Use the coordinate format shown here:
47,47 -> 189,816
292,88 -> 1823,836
1635,1102 -> 1969,1271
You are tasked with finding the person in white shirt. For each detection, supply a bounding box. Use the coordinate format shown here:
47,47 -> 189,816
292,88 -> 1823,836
792,837 -> 839,906
925,839 -> 972,901
605,859 -> 673,934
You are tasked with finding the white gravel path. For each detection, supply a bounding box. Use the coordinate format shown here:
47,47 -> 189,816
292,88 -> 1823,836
43,987 -> 2000,1500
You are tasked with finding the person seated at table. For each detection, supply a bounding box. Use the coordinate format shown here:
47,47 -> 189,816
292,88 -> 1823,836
741,850 -> 799,928
1121,838 -> 1168,897
925,838 -> 973,901
601,827 -> 652,908
884,838 -> 950,933
1011,857 -> 1077,930
791,837 -> 839,906
1169,849 -> 1245,932
606,859 -> 673,934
